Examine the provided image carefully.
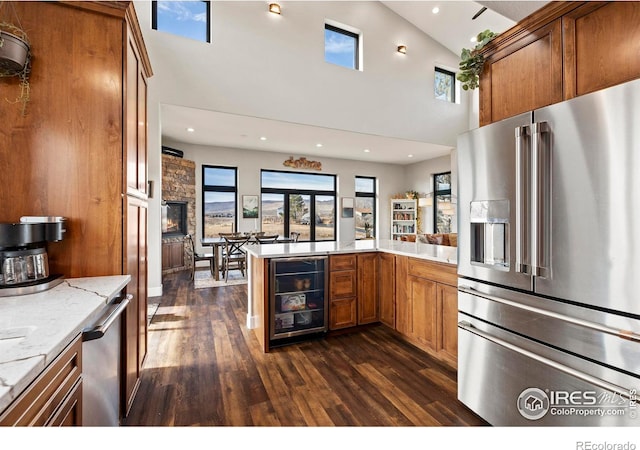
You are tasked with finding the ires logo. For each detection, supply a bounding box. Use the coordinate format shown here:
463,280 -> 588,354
517,387 -> 631,421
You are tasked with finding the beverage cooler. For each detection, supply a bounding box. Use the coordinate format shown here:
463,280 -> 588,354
270,256 -> 328,343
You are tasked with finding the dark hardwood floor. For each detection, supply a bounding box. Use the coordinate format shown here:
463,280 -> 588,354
124,270 -> 487,427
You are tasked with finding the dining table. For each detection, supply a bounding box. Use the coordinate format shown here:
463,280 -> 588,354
200,235 -> 294,281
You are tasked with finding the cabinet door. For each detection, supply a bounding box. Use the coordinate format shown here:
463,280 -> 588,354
480,18 -> 563,125
329,297 -> 357,330
378,253 -> 395,328
125,22 -> 148,197
330,254 -> 356,271
438,283 -> 458,365
123,196 -> 147,418
394,256 -> 410,335
408,276 -> 438,350
563,2 -> 640,99
357,253 -> 379,325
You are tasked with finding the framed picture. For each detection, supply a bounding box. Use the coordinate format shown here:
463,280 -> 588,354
341,197 -> 354,218
242,195 -> 259,218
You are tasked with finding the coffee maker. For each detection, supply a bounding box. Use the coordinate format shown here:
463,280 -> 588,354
0,216 -> 66,296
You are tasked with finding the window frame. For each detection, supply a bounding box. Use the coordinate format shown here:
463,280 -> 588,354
152,1 -> 211,43
434,66 -> 456,103
260,169 -> 337,242
355,176 -> 376,239
202,165 -> 238,238
324,23 -> 360,70
433,171 -> 452,234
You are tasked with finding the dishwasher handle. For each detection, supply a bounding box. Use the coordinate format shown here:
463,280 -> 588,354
82,294 -> 132,342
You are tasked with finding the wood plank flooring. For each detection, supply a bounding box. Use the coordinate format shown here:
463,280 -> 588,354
123,270 -> 487,427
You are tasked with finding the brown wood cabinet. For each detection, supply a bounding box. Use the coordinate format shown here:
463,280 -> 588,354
479,1 -> 640,126
378,252 -> 395,328
329,255 -> 357,329
357,253 -> 379,325
0,336 -> 82,426
328,253 -> 379,330
162,240 -> 185,271
394,256 -> 458,368
0,2 -> 152,421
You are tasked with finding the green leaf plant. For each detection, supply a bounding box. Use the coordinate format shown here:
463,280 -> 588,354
457,29 -> 497,91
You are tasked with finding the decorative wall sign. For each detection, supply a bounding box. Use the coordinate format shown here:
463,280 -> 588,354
283,156 -> 322,171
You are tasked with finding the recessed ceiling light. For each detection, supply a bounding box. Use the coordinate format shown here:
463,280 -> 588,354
316,143 -> 323,148
397,45 -> 407,54
432,6 -> 440,14
186,127 -> 195,132
260,136 -> 267,141
408,154 -> 414,158
470,36 -> 478,43
363,149 -> 370,153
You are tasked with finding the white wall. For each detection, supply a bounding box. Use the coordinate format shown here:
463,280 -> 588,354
134,1 -> 467,296
404,151 -> 457,234
163,139 -> 406,252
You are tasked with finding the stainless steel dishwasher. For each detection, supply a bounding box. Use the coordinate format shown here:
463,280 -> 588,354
81,294 -> 131,426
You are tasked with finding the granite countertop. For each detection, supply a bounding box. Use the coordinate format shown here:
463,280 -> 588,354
244,239 -> 457,265
0,275 -> 131,413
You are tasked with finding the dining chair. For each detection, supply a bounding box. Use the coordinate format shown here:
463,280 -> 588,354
255,234 -> 279,244
290,232 -> 300,242
184,234 -> 215,280
221,235 -> 250,281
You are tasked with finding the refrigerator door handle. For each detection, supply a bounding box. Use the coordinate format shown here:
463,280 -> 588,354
515,125 -> 531,275
532,121 -> 551,278
458,320 -> 634,400
458,285 -> 640,342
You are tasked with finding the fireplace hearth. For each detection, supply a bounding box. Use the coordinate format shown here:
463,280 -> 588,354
162,201 -> 188,237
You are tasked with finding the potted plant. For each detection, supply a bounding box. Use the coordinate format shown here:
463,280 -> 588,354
457,29 -> 497,91
0,4 -> 32,115
364,221 -> 372,239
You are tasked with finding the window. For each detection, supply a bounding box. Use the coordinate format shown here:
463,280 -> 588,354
435,67 -> 456,103
434,172 -> 454,233
202,166 -> 237,237
152,1 -> 211,43
261,170 -> 336,242
325,23 -> 359,70
355,176 -> 376,239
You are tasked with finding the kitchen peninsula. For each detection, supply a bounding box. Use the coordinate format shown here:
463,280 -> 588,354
246,240 -> 459,368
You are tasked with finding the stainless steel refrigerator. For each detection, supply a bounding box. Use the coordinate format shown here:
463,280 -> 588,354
457,78 -> 640,426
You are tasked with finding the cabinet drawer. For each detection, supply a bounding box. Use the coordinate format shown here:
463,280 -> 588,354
329,297 -> 357,330
408,258 -> 457,286
330,254 -> 356,272
330,270 -> 356,299
0,335 -> 82,426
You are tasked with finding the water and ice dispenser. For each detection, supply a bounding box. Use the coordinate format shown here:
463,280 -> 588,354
469,200 -> 509,269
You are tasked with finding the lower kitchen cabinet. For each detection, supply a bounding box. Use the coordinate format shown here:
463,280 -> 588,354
329,253 -> 379,330
395,256 -> 458,368
0,336 -> 83,426
378,252 -> 395,328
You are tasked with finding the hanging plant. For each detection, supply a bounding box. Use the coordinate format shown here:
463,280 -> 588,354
0,3 -> 32,116
456,29 -> 497,91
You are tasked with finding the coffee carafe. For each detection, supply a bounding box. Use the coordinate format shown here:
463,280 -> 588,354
0,216 -> 66,296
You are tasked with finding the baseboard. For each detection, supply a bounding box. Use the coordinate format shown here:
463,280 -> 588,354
246,314 -> 258,329
148,284 -> 163,298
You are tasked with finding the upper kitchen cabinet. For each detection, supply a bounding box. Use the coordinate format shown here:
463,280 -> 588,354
479,1 -> 640,126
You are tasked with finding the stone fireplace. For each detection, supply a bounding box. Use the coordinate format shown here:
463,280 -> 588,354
161,154 -> 196,274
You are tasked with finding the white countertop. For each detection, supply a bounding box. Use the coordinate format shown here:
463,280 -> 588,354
244,239 -> 457,265
0,275 -> 131,413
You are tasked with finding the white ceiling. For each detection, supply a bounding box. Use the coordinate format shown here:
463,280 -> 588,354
161,1 -> 548,165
